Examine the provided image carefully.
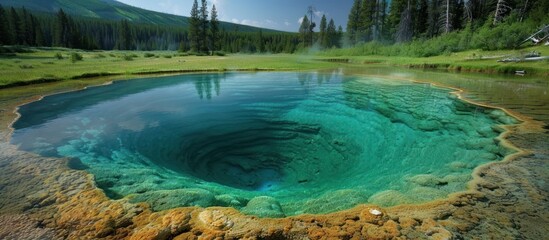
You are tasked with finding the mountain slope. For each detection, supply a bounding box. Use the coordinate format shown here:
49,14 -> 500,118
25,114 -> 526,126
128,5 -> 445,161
0,0 -> 276,32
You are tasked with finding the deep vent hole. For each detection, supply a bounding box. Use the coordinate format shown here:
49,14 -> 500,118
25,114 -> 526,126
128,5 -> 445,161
135,120 -> 327,191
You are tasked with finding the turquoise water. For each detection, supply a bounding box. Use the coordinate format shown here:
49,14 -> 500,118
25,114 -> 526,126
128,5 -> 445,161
11,71 -> 517,217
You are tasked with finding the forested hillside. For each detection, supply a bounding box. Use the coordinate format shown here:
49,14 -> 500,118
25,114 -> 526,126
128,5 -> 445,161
0,0 -> 268,32
0,5 -> 301,52
0,0 -> 546,55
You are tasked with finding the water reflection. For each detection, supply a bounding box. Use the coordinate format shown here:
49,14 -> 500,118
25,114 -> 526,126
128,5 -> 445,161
297,70 -> 338,87
194,74 -> 223,100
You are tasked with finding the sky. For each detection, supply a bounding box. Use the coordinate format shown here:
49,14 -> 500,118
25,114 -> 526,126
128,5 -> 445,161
115,0 -> 354,32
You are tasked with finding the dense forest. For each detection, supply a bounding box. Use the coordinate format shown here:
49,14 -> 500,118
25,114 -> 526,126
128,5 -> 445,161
0,0 -> 547,55
334,0 -> 549,56
0,3 -> 304,53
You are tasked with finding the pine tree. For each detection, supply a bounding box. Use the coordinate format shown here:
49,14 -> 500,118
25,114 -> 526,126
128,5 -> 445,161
54,9 -> 70,47
326,18 -> 337,48
337,25 -> 344,47
415,0 -> 429,37
396,0 -> 413,42
117,19 -> 132,50
451,0 -> 464,30
8,7 -> 20,45
199,0 -> 209,53
210,4 -> 219,51
19,8 -> 29,45
34,19 -> 44,46
189,0 -> 200,52
427,0 -> 441,37
299,15 -> 310,47
0,5 -> 9,45
377,0 -> 389,41
256,29 -> 264,53
319,14 -> 327,48
347,0 -> 362,45
387,0 -> 408,41
359,0 -> 377,42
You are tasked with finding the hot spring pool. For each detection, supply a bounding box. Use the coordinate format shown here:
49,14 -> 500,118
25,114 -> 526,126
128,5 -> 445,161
11,71 -> 517,217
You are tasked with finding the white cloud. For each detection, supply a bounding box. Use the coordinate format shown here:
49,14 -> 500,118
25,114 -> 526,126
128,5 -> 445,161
298,17 -> 304,24
284,21 -> 291,26
314,10 -> 324,18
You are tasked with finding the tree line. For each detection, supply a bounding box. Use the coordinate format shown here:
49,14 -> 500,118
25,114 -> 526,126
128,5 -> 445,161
0,4 -> 304,53
345,0 -> 548,45
298,7 -> 344,49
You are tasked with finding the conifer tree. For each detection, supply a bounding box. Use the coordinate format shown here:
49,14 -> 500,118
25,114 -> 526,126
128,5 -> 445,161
396,0 -> 413,42
8,7 -> 20,45
189,0 -> 199,52
415,0 -> 429,37
0,5 -> 9,45
326,18 -> 337,48
256,29 -> 264,52
359,0 -> 376,42
199,0 -> 209,52
54,9 -> 70,47
347,0 -> 362,45
377,0 -> 388,41
387,0 -> 408,41
319,14 -> 327,48
117,19 -> 132,50
299,15 -> 310,47
210,4 -> 219,51
337,25 -> 344,47
451,0 -> 464,31
19,8 -> 29,45
427,0 -> 441,37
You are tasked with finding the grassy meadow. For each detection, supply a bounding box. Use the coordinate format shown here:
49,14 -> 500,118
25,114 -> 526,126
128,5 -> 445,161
0,46 -> 547,89
319,45 -> 549,75
0,48 -> 339,88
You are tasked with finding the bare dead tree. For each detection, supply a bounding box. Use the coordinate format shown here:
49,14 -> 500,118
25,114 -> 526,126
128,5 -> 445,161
493,0 -> 511,25
439,0 -> 453,33
519,0 -> 529,22
307,6 -> 316,45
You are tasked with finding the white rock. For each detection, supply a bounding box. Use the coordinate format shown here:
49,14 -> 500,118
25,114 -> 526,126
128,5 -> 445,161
369,209 -> 382,216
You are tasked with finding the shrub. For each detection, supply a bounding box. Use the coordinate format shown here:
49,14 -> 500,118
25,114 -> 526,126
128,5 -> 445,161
214,51 -> 226,56
144,53 -> 155,58
70,52 -> 83,63
54,52 -> 63,60
122,54 -> 134,61
19,64 -> 33,69
163,55 -> 172,58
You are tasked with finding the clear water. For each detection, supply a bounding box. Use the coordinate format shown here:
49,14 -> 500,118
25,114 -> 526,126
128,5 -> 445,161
11,71 -> 517,217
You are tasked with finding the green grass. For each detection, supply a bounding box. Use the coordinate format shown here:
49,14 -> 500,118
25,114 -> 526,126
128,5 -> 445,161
0,46 -> 547,88
0,48 -> 337,88
318,46 -> 549,75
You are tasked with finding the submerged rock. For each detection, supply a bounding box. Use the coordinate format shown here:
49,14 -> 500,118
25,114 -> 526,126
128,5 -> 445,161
128,188 -> 216,211
241,196 -> 285,218
368,190 -> 411,206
